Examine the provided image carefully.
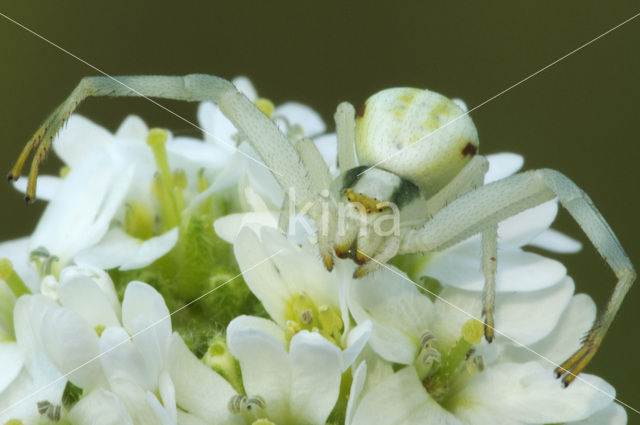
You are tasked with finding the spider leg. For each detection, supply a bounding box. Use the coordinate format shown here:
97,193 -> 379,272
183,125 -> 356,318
278,191 -> 292,234
400,169 -> 635,386
425,155 -> 489,214
481,224 -> 498,342
354,235 -> 401,278
335,102 -> 357,171
294,137 -> 334,269
295,137 -> 332,193
10,75 -> 317,210
426,154 -> 498,341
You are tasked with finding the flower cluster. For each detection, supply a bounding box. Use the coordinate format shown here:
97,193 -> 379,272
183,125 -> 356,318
0,78 -> 627,425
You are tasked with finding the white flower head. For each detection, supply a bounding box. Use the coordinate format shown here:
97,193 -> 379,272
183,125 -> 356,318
346,262 -> 619,425
231,226 -> 371,358
5,267 -> 178,424
225,317 -> 344,425
13,110 -> 232,275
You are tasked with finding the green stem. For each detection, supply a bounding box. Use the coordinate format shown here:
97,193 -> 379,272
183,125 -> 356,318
147,129 -> 180,230
0,258 -> 30,297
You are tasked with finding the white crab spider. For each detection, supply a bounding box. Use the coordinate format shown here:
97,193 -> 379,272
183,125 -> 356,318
8,75 -> 635,387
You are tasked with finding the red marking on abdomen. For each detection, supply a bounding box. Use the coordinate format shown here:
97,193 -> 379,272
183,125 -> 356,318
462,142 -> 477,156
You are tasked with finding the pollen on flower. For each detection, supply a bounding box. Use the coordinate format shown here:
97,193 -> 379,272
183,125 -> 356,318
300,308 -> 313,324
254,98 -> 275,117
124,202 -> 154,240
285,292 -> 344,345
251,419 -> 276,425
461,318 -> 484,345
419,320 -> 487,404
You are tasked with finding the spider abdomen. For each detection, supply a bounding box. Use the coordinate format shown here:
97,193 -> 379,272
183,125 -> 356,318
355,87 -> 479,198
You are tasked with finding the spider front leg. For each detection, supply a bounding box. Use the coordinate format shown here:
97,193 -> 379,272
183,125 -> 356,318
481,224 -> 498,342
293,137 -> 335,269
10,74 -> 319,212
335,102 -> 357,171
400,169 -> 636,387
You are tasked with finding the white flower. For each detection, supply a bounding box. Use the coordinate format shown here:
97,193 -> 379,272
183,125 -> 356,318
345,263 -> 618,424
0,241 -> 58,425
0,294 -> 65,424
226,317 -> 345,425
346,361 -> 615,425
165,333 -> 239,425
13,112 -> 229,274
231,226 -> 370,359
4,267 -> 178,424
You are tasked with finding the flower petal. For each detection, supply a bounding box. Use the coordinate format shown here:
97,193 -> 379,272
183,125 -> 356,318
232,228 -> 290,325
484,153 -> 524,183
289,331 -> 343,425
313,133 -> 338,175
121,281 -> 171,346
67,389 -> 134,425
57,273 -> 120,328
423,244 -> 566,292
128,315 -> 165,388
75,227 -> 178,271
497,199 -> 558,249
119,228 -> 179,271
167,333 -> 238,425
177,410 -> 209,425
436,276 -> 575,346
0,342 -> 22,393
159,371 -> 177,423
226,315 -> 287,347
52,114 -> 114,167
274,102 -> 326,137
452,361 -> 615,424
100,326 -> 153,390
260,227 -> 340,315
341,321 -> 372,372
115,115 -> 149,140
39,306 -> 103,389
214,212 -> 278,244
199,101 -> 238,148
13,295 -> 54,372
566,403 -> 627,425
145,390 -> 175,425
12,174 -> 62,201
348,268 -> 434,364
529,228 -> 583,253
227,326 -> 290,413
168,137 -> 231,171
0,237 -> 39,292
59,266 -> 121,319
232,76 -> 258,100
30,153 -> 132,263
345,362 -> 367,425
350,367 -> 462,425
501,293 -> 596,365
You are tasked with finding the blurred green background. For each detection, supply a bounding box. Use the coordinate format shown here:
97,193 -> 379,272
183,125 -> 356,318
1,0 -> 638,420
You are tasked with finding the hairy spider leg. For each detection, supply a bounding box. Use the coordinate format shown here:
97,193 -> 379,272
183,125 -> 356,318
400,169 -> 636,386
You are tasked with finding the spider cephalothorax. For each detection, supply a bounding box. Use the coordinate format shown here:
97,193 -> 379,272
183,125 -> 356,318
9,74 -> 635,387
